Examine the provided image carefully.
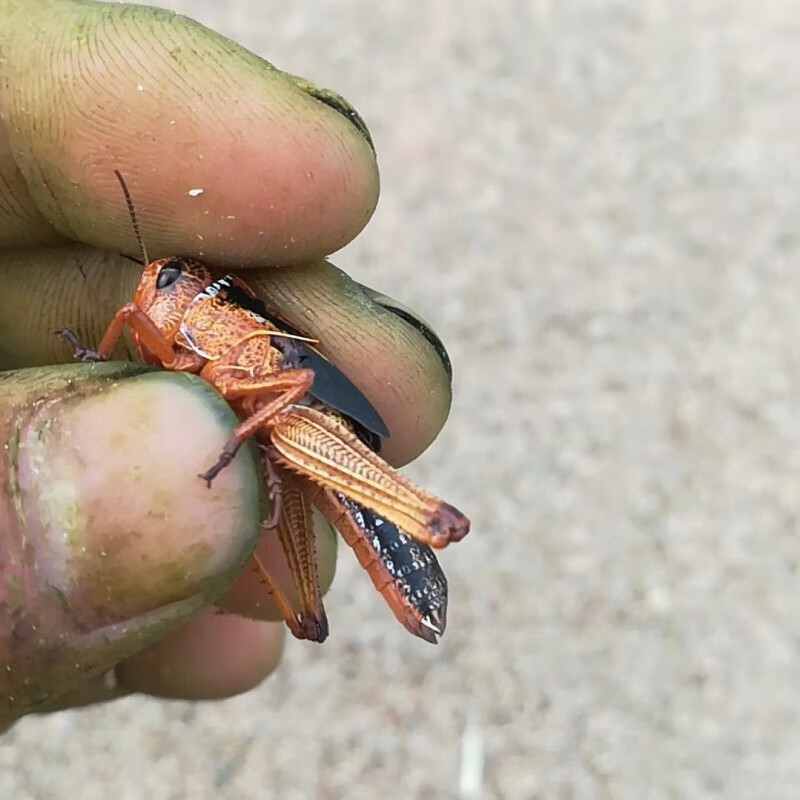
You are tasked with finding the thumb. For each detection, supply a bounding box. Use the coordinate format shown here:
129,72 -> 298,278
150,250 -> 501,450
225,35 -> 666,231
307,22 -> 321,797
0,363 -> 264,725
0,0 -> 378,264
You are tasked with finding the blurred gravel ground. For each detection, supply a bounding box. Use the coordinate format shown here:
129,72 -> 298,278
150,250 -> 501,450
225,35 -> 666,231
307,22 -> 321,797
5,1 -> 800,798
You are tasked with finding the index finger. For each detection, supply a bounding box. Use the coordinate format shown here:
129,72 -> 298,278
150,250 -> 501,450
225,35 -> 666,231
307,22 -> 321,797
0,0 -> 378,264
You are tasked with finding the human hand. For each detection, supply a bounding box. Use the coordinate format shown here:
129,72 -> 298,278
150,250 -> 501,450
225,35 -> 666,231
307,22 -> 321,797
0,0 -> 452,727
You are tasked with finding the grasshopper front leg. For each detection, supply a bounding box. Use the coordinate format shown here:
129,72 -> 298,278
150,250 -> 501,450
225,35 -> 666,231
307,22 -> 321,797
54,305 -> 201,369
54,303 -> 141,362
53,328 -> 106,362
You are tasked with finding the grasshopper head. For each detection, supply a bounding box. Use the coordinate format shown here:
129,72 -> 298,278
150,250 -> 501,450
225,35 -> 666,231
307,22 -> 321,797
132,257 -> 212,359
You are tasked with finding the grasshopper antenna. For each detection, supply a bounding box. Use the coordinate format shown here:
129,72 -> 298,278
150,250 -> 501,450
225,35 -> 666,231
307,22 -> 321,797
268,331 -> 319,344
114,169 -> 149,266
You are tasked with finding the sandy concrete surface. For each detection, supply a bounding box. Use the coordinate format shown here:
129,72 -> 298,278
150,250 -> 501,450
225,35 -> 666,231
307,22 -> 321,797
5,0 -> 800,797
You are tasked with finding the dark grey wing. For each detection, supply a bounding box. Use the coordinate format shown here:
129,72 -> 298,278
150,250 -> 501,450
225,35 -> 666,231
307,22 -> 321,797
295,344 -> 390,439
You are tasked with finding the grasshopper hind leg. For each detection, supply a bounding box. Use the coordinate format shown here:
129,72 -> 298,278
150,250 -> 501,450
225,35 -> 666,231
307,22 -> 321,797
250,451 -> 329,643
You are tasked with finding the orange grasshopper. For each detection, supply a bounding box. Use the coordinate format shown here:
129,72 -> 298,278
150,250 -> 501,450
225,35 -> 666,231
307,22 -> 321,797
55,172 -> 469,643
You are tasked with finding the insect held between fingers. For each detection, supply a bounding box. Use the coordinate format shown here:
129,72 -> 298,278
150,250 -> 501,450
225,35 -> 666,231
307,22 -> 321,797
54,171 -> 469,643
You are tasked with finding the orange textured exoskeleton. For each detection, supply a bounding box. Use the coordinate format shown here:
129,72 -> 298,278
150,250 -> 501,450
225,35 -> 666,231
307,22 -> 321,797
55,172 -> 469,644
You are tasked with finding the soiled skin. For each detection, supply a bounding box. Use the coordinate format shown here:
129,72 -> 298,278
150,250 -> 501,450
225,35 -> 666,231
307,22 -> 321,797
0,0 -> 452,726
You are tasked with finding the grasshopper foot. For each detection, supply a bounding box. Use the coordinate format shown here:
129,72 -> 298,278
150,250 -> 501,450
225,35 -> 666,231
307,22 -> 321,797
298,612 -> 329,643
52,329 -> 105,363
283,610 -> 329,643
199,438 -> 243,487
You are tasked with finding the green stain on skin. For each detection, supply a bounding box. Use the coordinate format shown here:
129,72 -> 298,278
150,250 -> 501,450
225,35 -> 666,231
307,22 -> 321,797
89,540 -> 219,619
61,498 -> 87,551
146,489 -> 174,521
72,20 -> 88,44
7,575 -> 22,607
48,585 -> 71,615
108,429 -> 127,449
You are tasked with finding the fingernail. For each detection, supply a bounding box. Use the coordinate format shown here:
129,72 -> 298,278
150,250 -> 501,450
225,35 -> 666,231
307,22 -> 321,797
0,364 -> 263,719
289,75 -> 375,154
358,286 -> 453,382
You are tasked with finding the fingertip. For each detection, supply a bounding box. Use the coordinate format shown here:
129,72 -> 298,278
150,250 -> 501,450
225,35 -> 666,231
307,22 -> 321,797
15,369 -> 264,618
0,364 -> 267,717
2,1 -> 379,263
116,608 -> 285,700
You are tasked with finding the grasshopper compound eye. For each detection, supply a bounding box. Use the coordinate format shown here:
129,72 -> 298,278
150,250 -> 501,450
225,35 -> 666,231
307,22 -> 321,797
156,260 -> 184,289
